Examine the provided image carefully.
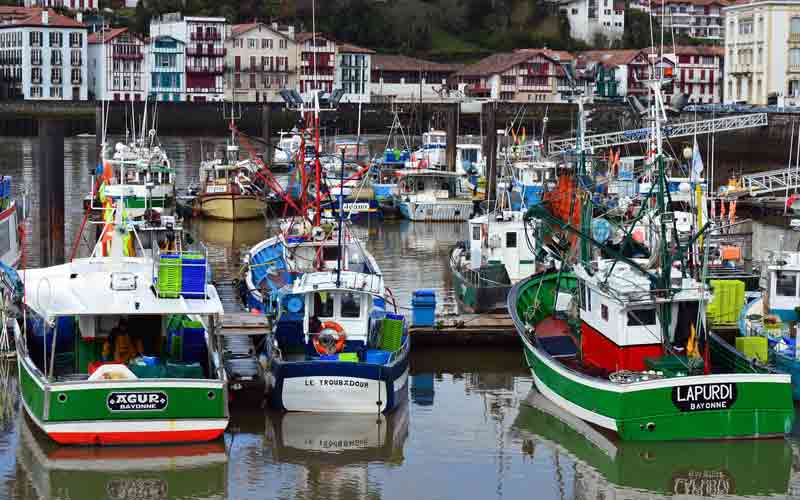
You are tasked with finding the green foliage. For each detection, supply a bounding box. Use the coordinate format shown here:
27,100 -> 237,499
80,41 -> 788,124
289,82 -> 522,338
622,8 -> 658,49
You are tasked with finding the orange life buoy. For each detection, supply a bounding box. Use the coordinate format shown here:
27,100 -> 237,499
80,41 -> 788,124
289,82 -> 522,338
313,321 -> 347,355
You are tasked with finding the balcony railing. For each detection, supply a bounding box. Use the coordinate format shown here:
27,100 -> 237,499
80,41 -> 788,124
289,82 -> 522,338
113,52 -> 143,60
790,33 -> 800,43
186,65 -> 224,74
71,76 -> 82,84
71,58 -> 82,67
31,75 -> 41,84
190,32 -> 221,41
789,65 -> 800,73
186,47 -> 226,56
31,59 -> 41,66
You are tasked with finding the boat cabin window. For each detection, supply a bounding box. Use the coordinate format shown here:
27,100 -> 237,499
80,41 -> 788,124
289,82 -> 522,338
313,292 -> 334,318
417,180 -> 425,191
601,304 -> 609,321
776,271 -> 798,297
322,246 -> 340,262
472,225 -> 481,241
340,292 -> 362,318
627,308 -> 657,326
506,232 -> 517,248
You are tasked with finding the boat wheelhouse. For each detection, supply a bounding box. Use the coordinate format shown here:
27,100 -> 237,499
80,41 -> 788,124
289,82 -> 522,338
13,211 -> 228,445
509,159 -> 559,210
274,129 -> 303,167
450,211 -> 540,313
266,270 -> 409,414
394,170 -> 474,222
406,129 -> 447,169
0,176 -> 20,268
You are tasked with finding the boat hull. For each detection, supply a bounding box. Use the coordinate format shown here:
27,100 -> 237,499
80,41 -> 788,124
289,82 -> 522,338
509,272 -> 795,441
398,201 -> 473,222
195,194 -> 263,221
0,202 -> 20,268
17,352 -> 228,446
270,357 -> 409,414
450,259 -> 511,313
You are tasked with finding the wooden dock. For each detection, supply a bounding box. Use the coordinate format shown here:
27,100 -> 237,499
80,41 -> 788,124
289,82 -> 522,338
409,313 -> 519,346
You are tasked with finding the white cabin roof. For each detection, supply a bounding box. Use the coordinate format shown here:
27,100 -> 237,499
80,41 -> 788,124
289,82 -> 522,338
291,271 -> 384,297
396,169 -> 463,178
21,258 -> 224,318
768,251 -> 800,271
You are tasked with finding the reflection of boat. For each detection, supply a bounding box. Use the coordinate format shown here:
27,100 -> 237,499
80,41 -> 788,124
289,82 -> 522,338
513,391 -> 796,498
193,218 -> 266,250
266,402 -> 409,464
17,416 -> 227,500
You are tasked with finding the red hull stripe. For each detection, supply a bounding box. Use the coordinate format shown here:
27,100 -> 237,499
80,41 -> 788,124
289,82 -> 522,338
48,428 -> 225,445
0,205 -> 14,222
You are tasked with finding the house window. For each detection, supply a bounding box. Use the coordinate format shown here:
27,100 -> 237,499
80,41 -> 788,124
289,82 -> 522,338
792,17 -> 800,34
571,8 -> 578,14
69,32 -> 82,47
601,304 -> 609,321
248,38 -> 256,48
29,31 -> 42,47
505,232 -> 517,248
313,292 -> 334,317
31,49 -> 41,65
49,32 -> 62,47
791,49 -> 800,67
30,86 -> 42,97
776,272 -> 798,297
340,292 -> 361,318
51,67 -> 61,84
51,49 -> 61,66
31,67 -> 41,83
472,225 -> 481,241
627,308 -> 657,326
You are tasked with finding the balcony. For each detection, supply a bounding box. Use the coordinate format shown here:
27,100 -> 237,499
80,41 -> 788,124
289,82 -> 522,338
789,65 -> 800,73
186,65 -> 224,75
71,58 -> 82,67
31,59 -> 41,66
71,76 -> 81,84
790,33 -> 800,43
113,52 -> 143,60
186,47 -> 226,57
190,32 -> 221,42
31,75 -> 41,84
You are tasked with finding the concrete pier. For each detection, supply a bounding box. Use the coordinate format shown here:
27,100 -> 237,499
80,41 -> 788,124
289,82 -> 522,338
37,119 -> 65,266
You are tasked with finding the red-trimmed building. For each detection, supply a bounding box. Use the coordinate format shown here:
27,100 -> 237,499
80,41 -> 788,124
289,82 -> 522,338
88,27 -> 146,101
296,32 -> 336,98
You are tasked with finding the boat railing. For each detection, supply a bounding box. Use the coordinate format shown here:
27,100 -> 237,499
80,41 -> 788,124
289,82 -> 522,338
449,244 -> 508,289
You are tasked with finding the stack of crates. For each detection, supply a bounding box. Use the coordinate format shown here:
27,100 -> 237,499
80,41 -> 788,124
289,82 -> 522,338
167,318 -> 208,376
157,254 -> 182,298
380,313 -> 404,352
180,253 -> 207,299
706,280 -> 745,327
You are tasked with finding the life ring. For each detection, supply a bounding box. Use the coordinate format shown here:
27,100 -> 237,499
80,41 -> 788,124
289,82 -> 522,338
313,321 -> 347,355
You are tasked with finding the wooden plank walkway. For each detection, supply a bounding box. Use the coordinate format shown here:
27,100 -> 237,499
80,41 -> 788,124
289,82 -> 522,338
409,313 -> 519,346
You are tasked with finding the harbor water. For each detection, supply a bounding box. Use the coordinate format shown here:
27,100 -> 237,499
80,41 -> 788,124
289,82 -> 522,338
3,136 -> 800,499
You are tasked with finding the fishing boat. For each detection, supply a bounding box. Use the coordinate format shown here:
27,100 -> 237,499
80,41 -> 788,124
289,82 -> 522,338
509,85 -> 794,441
12,203 -> 229,445
17,416 -> 227,500
395,170 -> 474,222
273,129 -> 303,168
513,390 -> 797,498
194,140 -> 264,221
0,176 -> 21,268
405,129 -> 447,169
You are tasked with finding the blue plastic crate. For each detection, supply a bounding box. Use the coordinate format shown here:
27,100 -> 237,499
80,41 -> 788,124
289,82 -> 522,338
365,349 -> 392,365
180,254 -> 207,298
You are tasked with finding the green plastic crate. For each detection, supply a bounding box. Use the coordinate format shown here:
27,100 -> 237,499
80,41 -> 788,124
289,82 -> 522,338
338,352 -> 359,363
157,255 -> 182,298
707,280 -> 745,326
380,318 -> 404,352
166,361 -> 204,379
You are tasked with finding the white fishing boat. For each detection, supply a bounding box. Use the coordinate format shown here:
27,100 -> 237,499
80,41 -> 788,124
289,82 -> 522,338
273,129 -> 303,167
194,137 -> 264,221
12,203 -> 229,445
395,170 -> 474,222
405,129 -> 447,169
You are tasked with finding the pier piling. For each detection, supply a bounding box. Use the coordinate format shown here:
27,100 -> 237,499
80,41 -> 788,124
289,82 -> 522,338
94,104 -> 103,159
483,102 -> 498,208
446,103 -> 457,172
261,104 -> 273,164
37,119 -> 65,266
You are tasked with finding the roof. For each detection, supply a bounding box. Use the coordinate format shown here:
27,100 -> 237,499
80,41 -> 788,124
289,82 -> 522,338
658,45 -> 725,56
578,49 -> 649,68
455,49 -> 573,77
0,8 -> 84,29
337,42 -> 375,54
296,31 -> 335,43
652,0 -> 730,5
88,27 -> 141,44
292,271 -> 384,297
371,54 -> 458,73
230,22 -> 293,41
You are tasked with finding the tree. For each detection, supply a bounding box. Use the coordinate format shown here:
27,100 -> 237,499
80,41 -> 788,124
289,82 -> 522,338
622,8 -> 658,49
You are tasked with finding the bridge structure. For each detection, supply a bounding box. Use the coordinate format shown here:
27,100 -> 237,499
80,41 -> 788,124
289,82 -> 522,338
727,167 -> 800,198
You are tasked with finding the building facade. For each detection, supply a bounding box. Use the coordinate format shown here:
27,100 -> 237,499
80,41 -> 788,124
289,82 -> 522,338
296,32 -> 336,98
148,35 -> 185,102
370,54 -> 456,102
724,0 -> 800,105
150,13 -> 227,102
651,0 -> 729,43
559,0 -> 625,44
579,50 -> 653,99
0,9 -> 87,100
455,49 -> 575,102
24,0 -> 98,10
666,45 -> 724,103
336,42 -> 373,103
225,22 -> 296,103
88,27 -> 146,101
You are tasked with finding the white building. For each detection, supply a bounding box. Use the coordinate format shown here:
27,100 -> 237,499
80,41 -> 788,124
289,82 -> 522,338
336,42 -> 373,103
150,13 -> 228,102
559,0 -> 625,44
724,0 -> 800,105
24,0 -> 98,10
225,22 -> 296,103
88,27 -> 147,101
651,0 -> 728,43
0,8 -> 87,100
296,32 -> 336,100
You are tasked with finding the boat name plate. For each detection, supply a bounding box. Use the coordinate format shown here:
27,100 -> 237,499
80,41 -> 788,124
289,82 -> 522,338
671,382 -> 738,412
107,391 -> 168,412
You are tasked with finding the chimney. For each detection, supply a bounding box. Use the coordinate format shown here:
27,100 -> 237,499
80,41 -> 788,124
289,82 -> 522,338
76,12 -> 82,24
41,10 -> 48,25
272,22 -> 278,31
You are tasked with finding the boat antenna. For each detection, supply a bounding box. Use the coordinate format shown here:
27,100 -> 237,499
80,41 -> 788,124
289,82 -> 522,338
336,149 -> 345,288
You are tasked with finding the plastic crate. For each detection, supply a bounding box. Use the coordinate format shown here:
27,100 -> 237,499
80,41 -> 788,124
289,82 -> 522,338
380,317 -> 404,352
128,361 -> 166,379
165,361 -> 204,379
157,255 -> 182,298
411,290 -> 436,327
366,349 -> 392,365
338,352 -> 359,363
180,253 -> 207,299
736,336 -> 768,363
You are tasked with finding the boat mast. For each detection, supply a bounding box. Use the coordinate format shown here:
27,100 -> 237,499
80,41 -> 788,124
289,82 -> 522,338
336,149 -> 345,288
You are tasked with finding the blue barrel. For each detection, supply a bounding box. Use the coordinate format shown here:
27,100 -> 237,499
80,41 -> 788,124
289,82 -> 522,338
411,290 -> 436,327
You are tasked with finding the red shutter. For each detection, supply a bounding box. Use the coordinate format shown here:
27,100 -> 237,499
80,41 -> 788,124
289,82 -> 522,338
235,56 -> 240,72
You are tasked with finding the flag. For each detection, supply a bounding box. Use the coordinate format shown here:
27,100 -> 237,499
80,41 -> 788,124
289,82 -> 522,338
691,138 -> 704,181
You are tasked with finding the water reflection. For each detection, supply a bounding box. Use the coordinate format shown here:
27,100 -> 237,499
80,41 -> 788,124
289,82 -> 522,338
513,390 -> 798,499
16,417 -> 227,500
